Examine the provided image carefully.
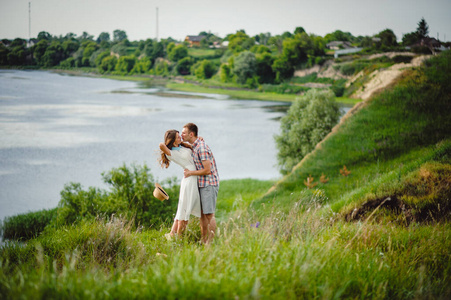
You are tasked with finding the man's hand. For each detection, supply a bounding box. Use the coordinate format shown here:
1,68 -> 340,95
184,169 -> 192,178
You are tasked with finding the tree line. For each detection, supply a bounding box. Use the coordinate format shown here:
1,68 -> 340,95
0,18 -> 446,86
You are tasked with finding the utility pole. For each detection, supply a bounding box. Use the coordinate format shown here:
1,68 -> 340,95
156,7 -> 159,42
28,2 -> 31,45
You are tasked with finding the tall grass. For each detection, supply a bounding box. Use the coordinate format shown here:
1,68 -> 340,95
1,52 -> 450,299
1,203 -> 449,299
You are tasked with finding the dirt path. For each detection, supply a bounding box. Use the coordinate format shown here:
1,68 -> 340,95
348,55 -> 431,100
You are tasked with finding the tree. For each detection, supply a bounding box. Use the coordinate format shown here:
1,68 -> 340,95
233,51 -> 257,84
294,27 -> 306,35
94,50 -> 111,67
416,17 -> 429,40
402,32 -> 418,46
272,56 -> 293,83
115,56 -> 136,74
62,40 -> 79,57
254,32 -> 271,46
81,41 -> 98,66
78,31 -> 94,41
175,57 -> 193,75
376,29 -> 398,48
33,40 -> 49,66
325,30 -> 355,43
168,44 -> 188,62
193,59 -> 216,79
113,30 -> 128,42
131,57 -> 152,74
269,35 -> 284,54
37,31 -> 51,41
228,31 -> 255,53
42,41 -> 64,67
219,63 -> 232,82
7,45 -> 27,65
0,44 -> 9,65
97,32 -> 110,43
275,89 -> 340,174
255,52 -> 275,84
99,56 -> 117,73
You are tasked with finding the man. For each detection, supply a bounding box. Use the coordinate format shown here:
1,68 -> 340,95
182,123 -> 219,244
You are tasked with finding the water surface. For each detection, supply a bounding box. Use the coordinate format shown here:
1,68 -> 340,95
0,70 -> 288,220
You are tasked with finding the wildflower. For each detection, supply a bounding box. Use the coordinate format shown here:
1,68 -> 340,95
251,221 -> 260,228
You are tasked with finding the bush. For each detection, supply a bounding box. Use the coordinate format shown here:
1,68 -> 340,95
1,208 -> 57,240
59,57 -> 75,69
193,59 -> 217,79
275,89 -> 340,174
54,164 -> 179,229
98,55 -> 117,73
175,57 -> 193,75
131,57 -> 152,74
232,51 -> 257,84
261,83 -> 308,94
153,58 -> 170,76
115,55 -> 137,75
330,79 -> 347,97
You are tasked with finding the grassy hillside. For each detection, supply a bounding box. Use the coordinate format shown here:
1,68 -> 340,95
254,51 -> 450,219
0,51 -> 450,299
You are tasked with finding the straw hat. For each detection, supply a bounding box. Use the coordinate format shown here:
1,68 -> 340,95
153,183 -> 169,201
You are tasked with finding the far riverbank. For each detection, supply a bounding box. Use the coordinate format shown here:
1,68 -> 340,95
48,68 -> 360,105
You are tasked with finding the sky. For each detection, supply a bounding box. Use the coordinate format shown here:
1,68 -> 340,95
1,0 -> 451,42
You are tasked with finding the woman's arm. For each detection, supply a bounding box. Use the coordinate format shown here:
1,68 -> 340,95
159,143 -> 171,156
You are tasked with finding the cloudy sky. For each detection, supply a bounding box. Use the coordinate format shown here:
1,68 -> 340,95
1,0 -> 450,42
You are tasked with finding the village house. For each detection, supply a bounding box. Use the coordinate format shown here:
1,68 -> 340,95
184,35 -> 205,47
326,41 -> 353,50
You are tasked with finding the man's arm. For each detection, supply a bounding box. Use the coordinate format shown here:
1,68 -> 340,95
184,159 -> 211,177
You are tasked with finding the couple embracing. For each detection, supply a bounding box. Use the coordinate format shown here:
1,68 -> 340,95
159,123 -> 219,244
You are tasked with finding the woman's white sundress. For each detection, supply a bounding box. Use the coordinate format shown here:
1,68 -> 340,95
168,147 -> 201,220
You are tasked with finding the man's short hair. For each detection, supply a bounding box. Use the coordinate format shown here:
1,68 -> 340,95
184,123 -> 198,137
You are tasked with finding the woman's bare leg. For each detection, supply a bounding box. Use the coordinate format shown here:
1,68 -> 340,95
177,220 -> 188,237
170,219 -> 178,235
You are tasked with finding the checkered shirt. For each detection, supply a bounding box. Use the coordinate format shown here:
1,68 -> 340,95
192,138 -> 219,187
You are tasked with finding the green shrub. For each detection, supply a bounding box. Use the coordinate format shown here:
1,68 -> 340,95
175,57 -> 193,75
261,83 -> 308,94
275,89 -> 340,174
98,55 -> 117,73
58,57 -> 75,69
55,164 -> 179,229
193,59 -> 217,79
115,55 -> 137,75
330,79 -> 347,97
1,208 -> 57,240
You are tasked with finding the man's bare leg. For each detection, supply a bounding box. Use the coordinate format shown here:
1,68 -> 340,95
200,212 -> 208,244
201,213 -> 216,244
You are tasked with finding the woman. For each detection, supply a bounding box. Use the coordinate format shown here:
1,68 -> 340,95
159,129 -> 201,239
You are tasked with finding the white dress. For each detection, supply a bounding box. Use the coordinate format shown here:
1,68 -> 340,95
168,147 -> 201,220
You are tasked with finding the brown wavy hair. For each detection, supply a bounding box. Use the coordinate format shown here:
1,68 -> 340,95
159,129 -> 192,168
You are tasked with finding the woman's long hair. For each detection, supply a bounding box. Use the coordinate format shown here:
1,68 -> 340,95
159,129 -> 192,168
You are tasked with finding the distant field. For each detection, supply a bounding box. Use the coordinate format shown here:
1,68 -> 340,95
188,48 -> 224,59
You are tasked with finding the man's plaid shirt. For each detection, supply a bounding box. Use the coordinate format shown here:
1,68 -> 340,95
192,138 -> 219,187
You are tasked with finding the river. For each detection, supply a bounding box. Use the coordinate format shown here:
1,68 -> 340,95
0,70 -> 291,221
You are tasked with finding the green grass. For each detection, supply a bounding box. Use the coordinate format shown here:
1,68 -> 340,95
167,82 -> 298,102
167,82 -> 361,105
188,48 -> 224,59
1,51 -> 450,299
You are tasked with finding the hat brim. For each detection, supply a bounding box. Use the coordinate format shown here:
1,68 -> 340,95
153,183 -> 169,201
